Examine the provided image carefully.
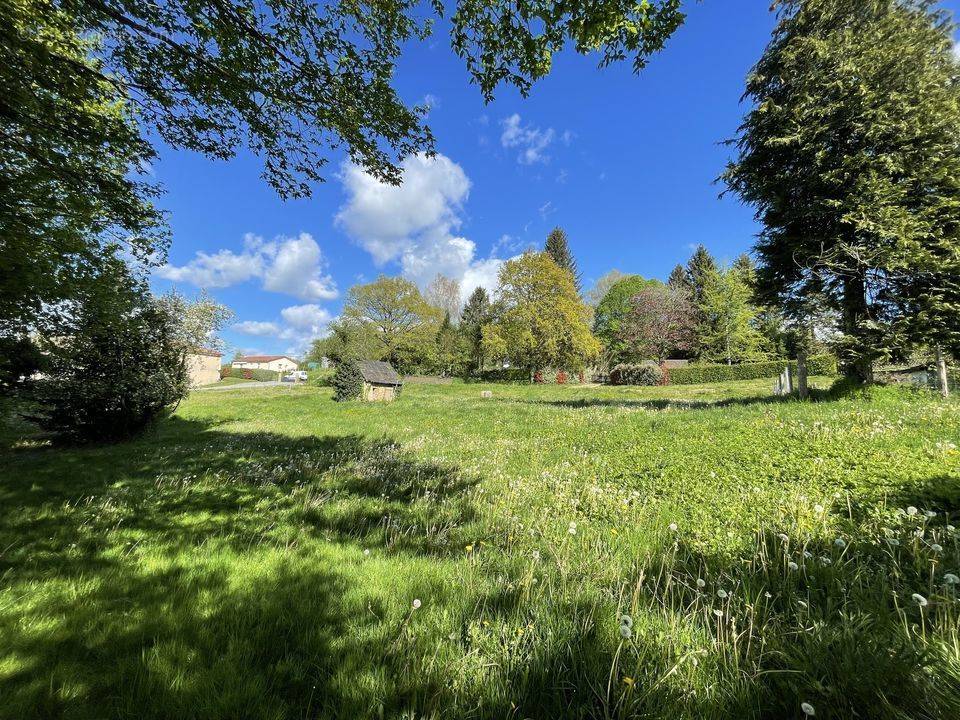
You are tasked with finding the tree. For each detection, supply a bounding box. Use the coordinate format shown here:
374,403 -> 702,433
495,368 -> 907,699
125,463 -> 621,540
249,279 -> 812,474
308,319 -> 381,367
459,286 -> 493,371
156,289 -> 233,354
586,270 -> 628,307
341,276 -> 442,371
724,0 -> 960,383
593,275 -> 664,365
544,227 -> 582,292
425,274 -> 463,323
435,313 -> 469,377
617,285 -> 694,365
697,266 -> 765,365
1,1 -> 166,387
667,264 -> 688,289
482,253 -> 599,378
27,263 -> 188,442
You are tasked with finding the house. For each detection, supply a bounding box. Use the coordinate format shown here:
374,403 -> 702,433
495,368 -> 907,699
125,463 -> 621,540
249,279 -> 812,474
358,360 -> 403,401
232,355 -> 299,373
185,348 -> 222,387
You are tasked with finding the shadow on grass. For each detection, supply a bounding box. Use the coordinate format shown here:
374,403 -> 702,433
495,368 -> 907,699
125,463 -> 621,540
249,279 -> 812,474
525,394 -> 790,411
0,417 -> 483,718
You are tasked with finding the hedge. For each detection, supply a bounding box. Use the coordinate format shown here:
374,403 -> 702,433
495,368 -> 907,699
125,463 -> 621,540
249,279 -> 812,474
467,368 -> 531,384
666,355 -> 837,386
220,367 -> 280,382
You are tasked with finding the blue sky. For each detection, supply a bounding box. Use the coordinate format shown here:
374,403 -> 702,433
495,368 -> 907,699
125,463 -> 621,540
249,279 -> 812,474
149,1 -> 960,358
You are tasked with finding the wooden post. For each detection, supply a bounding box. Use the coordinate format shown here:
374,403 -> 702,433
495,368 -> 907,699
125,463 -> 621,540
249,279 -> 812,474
936,345 -> 950,398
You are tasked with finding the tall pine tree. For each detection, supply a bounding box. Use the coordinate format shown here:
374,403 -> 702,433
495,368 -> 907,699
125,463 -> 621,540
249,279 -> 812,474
545,227 -> 582,293
724,0 -> 960,382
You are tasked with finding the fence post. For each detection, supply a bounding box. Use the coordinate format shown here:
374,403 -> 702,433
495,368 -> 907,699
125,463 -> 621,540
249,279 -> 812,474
936,345 -> 950,398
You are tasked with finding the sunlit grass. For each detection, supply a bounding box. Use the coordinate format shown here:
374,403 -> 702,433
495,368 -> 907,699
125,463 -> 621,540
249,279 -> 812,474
1,378 -> 958,718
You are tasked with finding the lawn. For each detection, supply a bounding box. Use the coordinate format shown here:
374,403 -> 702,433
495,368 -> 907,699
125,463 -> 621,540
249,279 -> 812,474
1,379 -> 959,719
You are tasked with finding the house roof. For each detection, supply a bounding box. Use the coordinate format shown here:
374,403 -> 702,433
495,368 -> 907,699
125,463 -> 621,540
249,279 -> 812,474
235,355 -> 297,363
358,360 -> 402,386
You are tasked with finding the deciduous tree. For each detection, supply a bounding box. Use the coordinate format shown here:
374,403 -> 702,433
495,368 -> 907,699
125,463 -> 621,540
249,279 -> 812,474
617,285 -> 694,365
593,275 -> 663,365
483,253 -> 599,378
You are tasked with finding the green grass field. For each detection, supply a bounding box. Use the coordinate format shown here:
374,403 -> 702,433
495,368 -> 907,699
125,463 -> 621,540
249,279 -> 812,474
2,379 -> 959,719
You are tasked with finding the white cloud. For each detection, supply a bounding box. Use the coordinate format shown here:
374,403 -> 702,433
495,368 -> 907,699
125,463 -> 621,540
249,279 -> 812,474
233,303 -> 334,354
538,201 -> 556,220
336,152 -> 504,298
500,113 -> 556,164
156,248 -> 263,288
233,320 -> 282,337
158,233 -> 337,301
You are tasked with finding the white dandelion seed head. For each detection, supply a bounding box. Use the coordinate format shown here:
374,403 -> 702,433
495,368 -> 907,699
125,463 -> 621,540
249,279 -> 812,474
907,506 -> 918,516
931,544 -> 943,553
619,624 -> 633,639
814,504 -> 824,514
820,556 -> 832,565
712,609 -> 724,617
834,538 -> 846,548
924,510 -> 936,518
778,533 -> 789,542
618,614 -> 633,628
696,578 -> 706,588
716,589 -> 728,599
943,573 -> 959,585
532,550 -> 540,560
947,525 -> 956,533
363,549 -> 371,556
788,561 -> 799,571
803,551 -> 813,559
668,522 -> 678,532
911,593 -> 928,608
886,538 -> 900,547
801,702 -> 816,716
412,598 -> 422,609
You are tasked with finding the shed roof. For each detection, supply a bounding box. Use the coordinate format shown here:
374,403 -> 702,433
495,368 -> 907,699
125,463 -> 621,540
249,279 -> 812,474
358,360 -> 402,385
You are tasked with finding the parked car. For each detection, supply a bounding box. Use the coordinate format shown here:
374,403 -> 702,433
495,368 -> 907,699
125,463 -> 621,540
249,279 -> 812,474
282,370 -> 308,382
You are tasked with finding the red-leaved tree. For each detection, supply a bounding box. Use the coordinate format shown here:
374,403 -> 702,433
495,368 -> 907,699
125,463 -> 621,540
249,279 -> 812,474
617,286 -> 695,365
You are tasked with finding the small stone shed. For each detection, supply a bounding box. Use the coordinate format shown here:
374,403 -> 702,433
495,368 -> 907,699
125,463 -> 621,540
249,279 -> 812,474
358,361 -> 403,401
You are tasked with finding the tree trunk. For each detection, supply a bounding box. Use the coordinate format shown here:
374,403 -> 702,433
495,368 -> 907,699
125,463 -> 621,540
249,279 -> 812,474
841,273 -> 873,384
936,345 -> 950,398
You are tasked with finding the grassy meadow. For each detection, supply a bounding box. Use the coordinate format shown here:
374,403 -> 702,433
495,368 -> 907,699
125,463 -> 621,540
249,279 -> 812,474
1,378 -> 959,719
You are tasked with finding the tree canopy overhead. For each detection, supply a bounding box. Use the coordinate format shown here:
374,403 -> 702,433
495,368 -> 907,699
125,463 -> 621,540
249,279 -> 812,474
724,0 -> 960,381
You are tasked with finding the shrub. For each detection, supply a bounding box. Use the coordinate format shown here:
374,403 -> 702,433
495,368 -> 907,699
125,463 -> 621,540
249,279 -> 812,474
533,370 -> 545,384
28,286 -> 188,442
609,363 -> 664,386
332,361 -> 363,401
555,370 -> 568,384
220,367 -> 278,382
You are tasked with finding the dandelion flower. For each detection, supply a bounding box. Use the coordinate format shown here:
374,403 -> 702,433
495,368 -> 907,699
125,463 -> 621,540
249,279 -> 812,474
788,561 -> 799,571
696,578 -> 706,589
912,593 -> 928,608
907,506 -> 918,516
931,544 -> 943,553
801,702 -> 816,716
622,676 -> 634,686
618,614 -> 633,629
619,624 -> 633,639
943,573 -> 959,585
717,589 -> 728,599
412,598 -> 422,609
834,538 -> 846,548
465,544 -> 474,553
